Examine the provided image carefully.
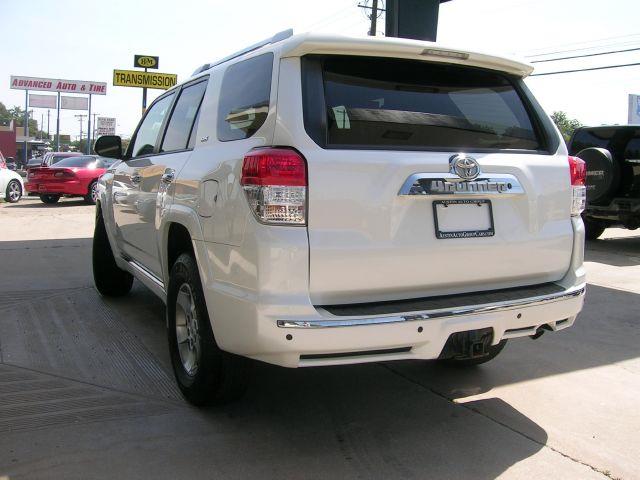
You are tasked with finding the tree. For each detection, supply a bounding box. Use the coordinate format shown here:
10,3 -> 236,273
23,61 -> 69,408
0,102 -> 48,139
551,111 -> 583,143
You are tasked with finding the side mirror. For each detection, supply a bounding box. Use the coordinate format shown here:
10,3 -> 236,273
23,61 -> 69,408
95,135 -> 123,159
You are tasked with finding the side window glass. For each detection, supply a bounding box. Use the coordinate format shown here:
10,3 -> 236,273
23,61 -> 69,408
217,53 -> 273,141
130,93 -> 175,157
187,109 -> 201,150
161,80 -> 208,152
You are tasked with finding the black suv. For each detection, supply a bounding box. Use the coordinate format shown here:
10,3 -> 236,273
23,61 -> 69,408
569,125 -> 640,239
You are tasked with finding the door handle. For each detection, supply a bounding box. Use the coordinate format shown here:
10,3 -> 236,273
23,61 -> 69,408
130,173 -> 142,185
161,170 -> 175,184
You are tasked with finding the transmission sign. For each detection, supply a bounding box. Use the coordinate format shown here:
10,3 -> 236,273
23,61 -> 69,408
113,70 -> 177,90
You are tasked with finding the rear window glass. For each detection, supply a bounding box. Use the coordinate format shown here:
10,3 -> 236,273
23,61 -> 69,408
217,53 -> 273,141
54,156 -> 99,168
306,56 -> 542,151
51,154 -> 77,163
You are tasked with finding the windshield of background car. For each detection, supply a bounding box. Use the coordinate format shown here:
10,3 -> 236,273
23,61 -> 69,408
303,55 -> 543,151
54,156 -> 99,168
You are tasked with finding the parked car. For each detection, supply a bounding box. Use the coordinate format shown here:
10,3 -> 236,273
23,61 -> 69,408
39,151 -> 83,168
93,32 -> 586,406
26,155 -> 115,204
569,125 -> 640,239
1,161 -> 24,203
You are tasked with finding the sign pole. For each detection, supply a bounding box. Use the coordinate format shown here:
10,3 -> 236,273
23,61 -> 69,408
87,94 -> 92,154
56,92 -> 61,151
142,67 -> 148,115
24,89 -> 29,165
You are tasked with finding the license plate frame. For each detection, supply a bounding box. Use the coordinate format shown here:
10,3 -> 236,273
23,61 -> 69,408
433,199 -> 495,239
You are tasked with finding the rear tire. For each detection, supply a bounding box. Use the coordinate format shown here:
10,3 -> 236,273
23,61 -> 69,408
40,194 -> 60,204
167,252 -> 250,406
5,180 -> 22,203
84,180 -> 98,205
92,209 -> 134,297
440,340 -> 507,367
583,216 -> 606,240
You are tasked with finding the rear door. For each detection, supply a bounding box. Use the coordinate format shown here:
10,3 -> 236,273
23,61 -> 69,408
293,55 -> 572,305
113,78 -> 208,276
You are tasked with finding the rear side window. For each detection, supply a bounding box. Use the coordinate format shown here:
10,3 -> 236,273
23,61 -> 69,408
217,53 -> 273,141
304,55 -> 543,151
161,79 -> 208,152
131,93 -> 175,157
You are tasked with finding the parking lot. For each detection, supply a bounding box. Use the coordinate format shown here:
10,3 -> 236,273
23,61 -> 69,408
0,196 -> 638,480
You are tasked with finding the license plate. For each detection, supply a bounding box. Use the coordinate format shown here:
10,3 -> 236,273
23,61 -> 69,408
433,199 -> 495,239
38,184 -> 46,191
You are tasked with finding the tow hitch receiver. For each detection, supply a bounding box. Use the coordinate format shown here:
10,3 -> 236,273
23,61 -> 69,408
439,328 -> 494,360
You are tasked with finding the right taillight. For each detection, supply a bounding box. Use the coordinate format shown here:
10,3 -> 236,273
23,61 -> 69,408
241,147 -> 307,225
569,156 -> 586,217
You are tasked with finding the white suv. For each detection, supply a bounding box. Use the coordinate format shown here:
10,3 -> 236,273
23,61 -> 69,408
93,31 -> 586,405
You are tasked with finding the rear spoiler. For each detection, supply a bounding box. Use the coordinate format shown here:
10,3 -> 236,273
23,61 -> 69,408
279,33 -> 534,78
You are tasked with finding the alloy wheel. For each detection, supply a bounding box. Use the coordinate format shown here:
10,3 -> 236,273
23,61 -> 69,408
8,181 -> 21,202
175,283 -> 201,376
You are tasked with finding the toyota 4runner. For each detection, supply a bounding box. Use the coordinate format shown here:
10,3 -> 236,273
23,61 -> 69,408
93,31 -> 586,405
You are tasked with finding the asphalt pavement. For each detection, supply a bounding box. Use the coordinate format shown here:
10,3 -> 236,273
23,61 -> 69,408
0,196 -> 638,480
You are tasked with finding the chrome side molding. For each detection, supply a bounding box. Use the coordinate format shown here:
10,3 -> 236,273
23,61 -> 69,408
277,285 -> 585,329
399,173 -> 525,197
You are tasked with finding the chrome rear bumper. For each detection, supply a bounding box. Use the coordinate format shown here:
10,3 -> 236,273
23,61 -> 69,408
277,284 -> 585,329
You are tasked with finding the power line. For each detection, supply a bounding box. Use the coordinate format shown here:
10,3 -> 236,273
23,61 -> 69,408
531,61 -> 640,77
531,46 -> 640,63
521,32 -> 640,56
524,39 -> 640,59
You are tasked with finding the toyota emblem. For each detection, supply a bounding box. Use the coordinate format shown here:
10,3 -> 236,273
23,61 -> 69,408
450,154 -> 481,181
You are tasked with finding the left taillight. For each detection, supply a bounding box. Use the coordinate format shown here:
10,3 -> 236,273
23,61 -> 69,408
569,156 -> 586,217
241,147 -> 307,225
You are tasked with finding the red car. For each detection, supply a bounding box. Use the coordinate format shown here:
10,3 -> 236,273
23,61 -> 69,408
26,155 -> 115,204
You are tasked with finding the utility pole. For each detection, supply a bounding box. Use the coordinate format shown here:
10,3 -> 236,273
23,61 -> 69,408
75,114 -> 87,150
91,112 -> 99,141
358,0 -> 383,36
47,109 -> 50,141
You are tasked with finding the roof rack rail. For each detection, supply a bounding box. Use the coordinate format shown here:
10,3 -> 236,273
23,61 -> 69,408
191,28 -> 293,77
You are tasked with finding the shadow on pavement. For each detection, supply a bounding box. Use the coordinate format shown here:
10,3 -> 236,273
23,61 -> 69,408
4,198 -> 91,208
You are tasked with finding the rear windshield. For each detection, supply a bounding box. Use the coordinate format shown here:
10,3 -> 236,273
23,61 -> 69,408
54,156 -> 101,168
303,56 -> 543,151
51,154 -> 79,163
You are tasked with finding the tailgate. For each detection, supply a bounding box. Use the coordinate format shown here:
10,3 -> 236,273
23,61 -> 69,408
294,54 -> 571,305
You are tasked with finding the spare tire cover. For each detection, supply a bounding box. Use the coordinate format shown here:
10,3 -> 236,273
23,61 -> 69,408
576,147 -> 618,202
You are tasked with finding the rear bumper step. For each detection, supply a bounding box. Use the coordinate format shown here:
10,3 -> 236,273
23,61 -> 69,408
277,284 -> 585,329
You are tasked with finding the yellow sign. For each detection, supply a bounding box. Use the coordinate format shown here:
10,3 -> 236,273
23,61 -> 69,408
113,69 -> 177,90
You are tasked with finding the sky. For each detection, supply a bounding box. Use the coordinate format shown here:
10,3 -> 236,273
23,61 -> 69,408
1,0 -> 640,140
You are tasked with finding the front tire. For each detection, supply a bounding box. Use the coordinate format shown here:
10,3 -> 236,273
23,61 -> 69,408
5,179 -> 22,203
167,253 -> 249,406
40,194 -> 60,204
92,209 -> 133,297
